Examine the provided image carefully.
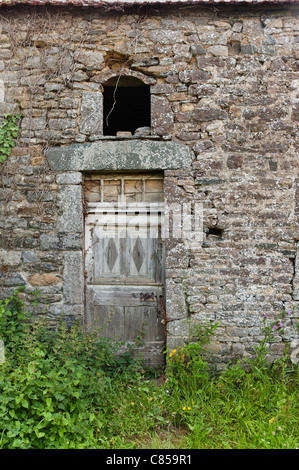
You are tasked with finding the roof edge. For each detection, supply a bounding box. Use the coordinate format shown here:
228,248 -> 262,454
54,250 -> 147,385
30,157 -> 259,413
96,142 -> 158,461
0,0 -> 298,9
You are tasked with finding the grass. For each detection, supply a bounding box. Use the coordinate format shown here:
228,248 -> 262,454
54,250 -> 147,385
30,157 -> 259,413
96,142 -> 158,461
103,364 -> 299,450
0,289 -> 298,449
130,428 -> 189,449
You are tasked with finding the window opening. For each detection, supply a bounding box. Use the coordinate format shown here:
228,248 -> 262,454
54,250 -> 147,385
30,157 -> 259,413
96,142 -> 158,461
207,227 -> 223,240
85,174 -> 163,203
103,76 -> 151,137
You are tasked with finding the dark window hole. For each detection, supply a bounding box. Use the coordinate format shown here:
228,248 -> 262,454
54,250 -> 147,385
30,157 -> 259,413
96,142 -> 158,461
207,227 -> 223,239
103,83 -> 151,136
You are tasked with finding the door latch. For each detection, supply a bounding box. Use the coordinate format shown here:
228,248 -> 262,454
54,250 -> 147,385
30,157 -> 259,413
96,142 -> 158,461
140,292 -> 154,301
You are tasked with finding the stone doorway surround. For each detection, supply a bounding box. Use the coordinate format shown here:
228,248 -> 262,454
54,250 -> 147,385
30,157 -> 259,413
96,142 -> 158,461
46,140 -> 193,336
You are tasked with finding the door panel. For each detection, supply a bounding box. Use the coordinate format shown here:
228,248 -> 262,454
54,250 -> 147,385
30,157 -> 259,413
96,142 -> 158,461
85,174 -> 165,369
92,231 -> 163,283
87,286 -> 164,346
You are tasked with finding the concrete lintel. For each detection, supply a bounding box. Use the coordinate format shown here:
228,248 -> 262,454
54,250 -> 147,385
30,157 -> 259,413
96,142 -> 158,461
46,140 -> 193,172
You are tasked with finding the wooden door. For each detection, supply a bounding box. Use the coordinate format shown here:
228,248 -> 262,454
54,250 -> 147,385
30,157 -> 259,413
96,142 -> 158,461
84,174 -> 165,369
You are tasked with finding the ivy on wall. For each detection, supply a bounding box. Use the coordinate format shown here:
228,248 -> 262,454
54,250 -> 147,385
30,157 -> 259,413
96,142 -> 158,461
0,114 -> 22,164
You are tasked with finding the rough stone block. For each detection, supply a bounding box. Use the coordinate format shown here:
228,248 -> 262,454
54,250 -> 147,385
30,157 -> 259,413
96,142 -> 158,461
151,95 -> 174,135
79,92 -> 103,135
190,44 -> 206,56
22,117 -> 46,131
167,318 -> 189,337
227,155 -> 243,169
22,251 -> 39,264
0,250 -> 22,266
40,234 -> 63,251
0,273 -> 25,287
207,45 -> 228,57
29,273 -> 60,286
56,185 -> 83,233
241,44 -> 256,54
74,50 -> 104,67
63,233 -> 83,250
0,79 -> 4,102
47,140 -> 193,171
63,251 -> 84,305
242,18 -> 263,35
193,107 -> 228,122
147,30 -> 184,45
165,243 -> 189,269
56,172 -> 83,185
48,118 -> 76,130
166,280 -> 188,320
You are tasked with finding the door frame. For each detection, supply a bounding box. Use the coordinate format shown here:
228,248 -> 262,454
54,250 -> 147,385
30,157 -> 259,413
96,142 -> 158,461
46,139 -> 193,356
83,172 -> 166,367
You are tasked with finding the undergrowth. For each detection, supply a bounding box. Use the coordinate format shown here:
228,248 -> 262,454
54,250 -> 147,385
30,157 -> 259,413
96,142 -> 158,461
0,289 -> 298,449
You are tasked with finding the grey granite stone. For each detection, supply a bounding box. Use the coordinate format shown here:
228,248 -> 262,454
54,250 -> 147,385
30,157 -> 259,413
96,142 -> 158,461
56,185 -> 83,233
47,140 -> 193,171
79,92 -> 103,135
63,251 -> 84,305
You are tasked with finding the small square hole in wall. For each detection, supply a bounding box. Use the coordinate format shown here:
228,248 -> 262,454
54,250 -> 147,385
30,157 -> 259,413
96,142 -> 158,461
103,76 -> 151,136
207,227 -> 223,240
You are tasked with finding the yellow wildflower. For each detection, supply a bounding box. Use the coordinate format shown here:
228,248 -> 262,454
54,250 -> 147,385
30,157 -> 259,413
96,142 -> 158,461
269,417 -> 275,424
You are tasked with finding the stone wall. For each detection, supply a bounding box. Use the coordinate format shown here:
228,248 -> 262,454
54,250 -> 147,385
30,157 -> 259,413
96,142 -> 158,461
0,4 -> 299,365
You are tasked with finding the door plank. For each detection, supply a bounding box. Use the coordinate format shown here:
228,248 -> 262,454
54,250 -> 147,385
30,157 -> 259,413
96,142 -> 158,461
91,285 -> 162,307
94,305 -> 124,340
93,304 -> 165,344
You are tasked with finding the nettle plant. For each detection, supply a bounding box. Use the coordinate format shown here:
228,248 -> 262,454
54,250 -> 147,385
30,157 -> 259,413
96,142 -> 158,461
0,113 -> 22,164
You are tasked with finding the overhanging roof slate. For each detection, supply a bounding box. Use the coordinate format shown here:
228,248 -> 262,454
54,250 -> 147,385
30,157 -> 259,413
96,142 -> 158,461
0,0 -> 298,7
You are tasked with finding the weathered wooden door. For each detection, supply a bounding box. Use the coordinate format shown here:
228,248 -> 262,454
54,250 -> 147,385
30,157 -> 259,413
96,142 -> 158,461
84,174 -> 165,369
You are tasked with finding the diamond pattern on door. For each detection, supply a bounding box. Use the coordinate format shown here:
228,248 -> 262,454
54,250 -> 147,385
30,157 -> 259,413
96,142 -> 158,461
105,238 -> 118,271
132,236 -> 145,272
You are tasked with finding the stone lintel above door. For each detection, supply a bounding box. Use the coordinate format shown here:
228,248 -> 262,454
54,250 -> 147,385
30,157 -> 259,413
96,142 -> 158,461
46,140 -> 193,172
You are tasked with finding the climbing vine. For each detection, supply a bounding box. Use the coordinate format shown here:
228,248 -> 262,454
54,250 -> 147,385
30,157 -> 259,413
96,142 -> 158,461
0,113 -> 22,164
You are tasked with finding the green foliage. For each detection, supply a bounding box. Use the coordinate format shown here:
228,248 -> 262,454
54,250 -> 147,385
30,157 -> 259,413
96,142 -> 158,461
165,320 -> 218,393
0,290 -> 143,448
0,287 -> 31,358
0,291 -> 298,449
0,113 -> 22,164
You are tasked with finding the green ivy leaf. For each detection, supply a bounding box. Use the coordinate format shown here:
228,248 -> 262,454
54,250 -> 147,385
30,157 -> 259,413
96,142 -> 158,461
0,113 -> 21,164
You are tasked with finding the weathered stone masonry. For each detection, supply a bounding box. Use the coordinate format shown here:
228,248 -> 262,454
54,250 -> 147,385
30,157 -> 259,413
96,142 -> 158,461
0,2 -> 299,366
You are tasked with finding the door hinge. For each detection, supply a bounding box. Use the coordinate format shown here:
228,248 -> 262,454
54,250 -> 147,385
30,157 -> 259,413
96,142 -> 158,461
159,295 -> 172,335
140,292 -> 155,301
